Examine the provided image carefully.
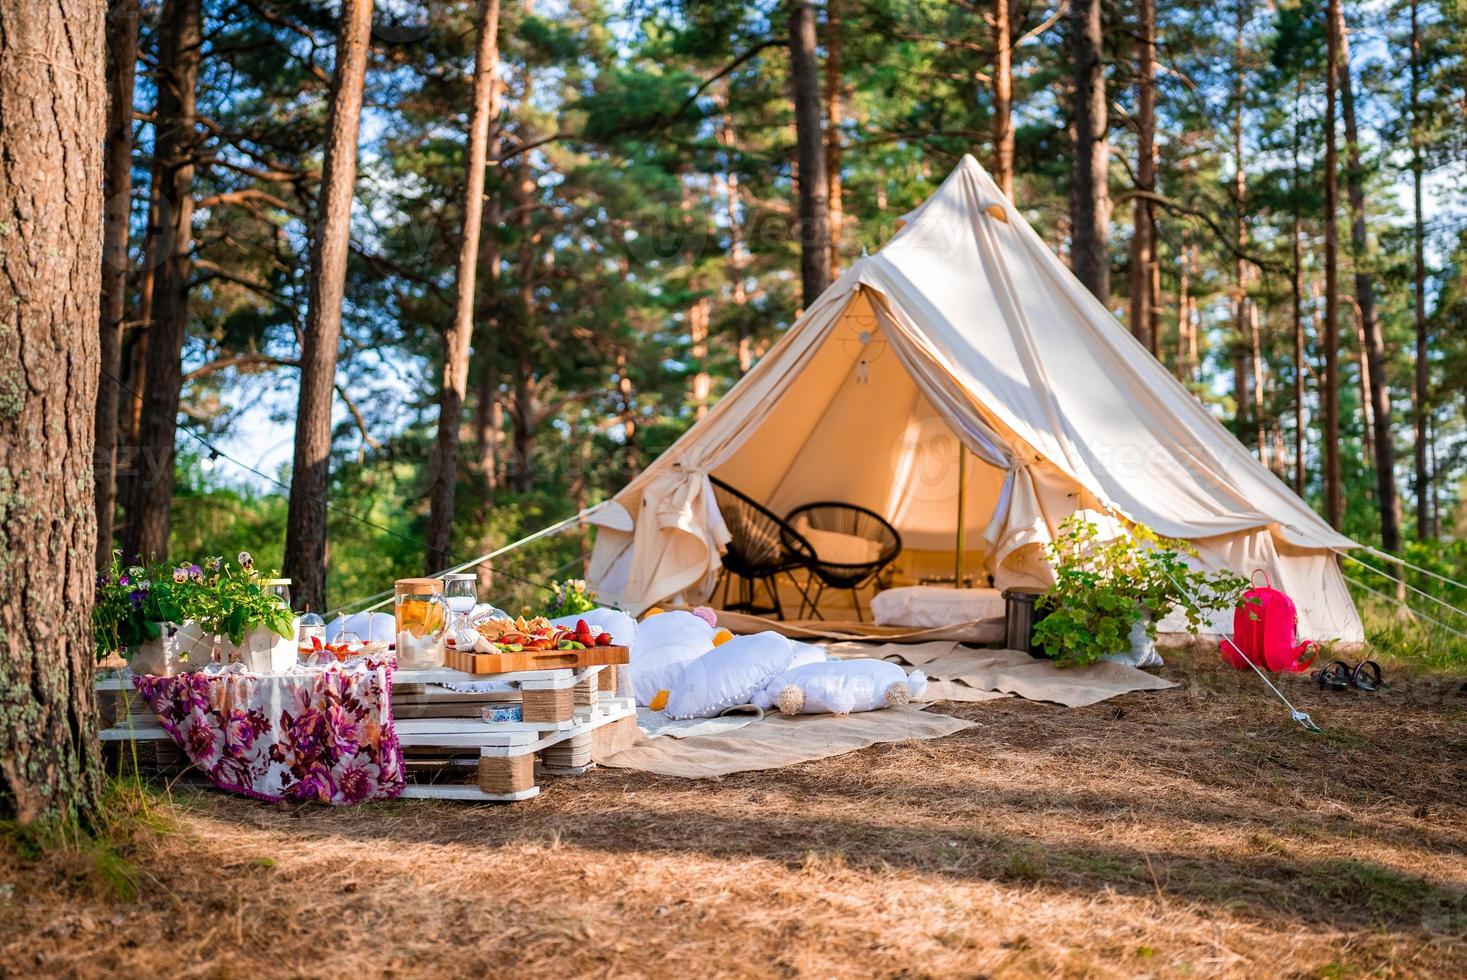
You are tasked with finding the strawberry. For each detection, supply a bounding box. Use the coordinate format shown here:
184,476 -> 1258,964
575,619 -> 590,636
595,632 -> 613,646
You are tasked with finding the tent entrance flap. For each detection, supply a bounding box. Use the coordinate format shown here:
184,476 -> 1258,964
713,291 -> 1014,570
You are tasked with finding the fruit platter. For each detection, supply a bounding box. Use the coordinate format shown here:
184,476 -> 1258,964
443,615 -> 630,675
469,615 -> 616,653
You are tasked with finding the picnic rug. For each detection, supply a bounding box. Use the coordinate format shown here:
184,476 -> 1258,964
594,642 -> 1176,778
836,641 -> 1180,708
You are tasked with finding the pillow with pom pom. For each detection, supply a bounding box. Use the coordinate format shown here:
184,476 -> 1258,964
750,641 -> 829,710
664,631 -> 795,719
628,610 -> 715,707
756,659 -> 927,715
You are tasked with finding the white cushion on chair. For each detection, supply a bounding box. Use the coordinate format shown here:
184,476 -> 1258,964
793,518 -> 881,564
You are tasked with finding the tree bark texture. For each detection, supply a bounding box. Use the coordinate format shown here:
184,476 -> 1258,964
426,0 -> 501,573
1068,0 -> 1109,301
119,0 -> 198,563
95,0 -> 139,569
992,0 -> 1014,199
824,0 -> 843,274
1333,5 -> 1399,551
283,0 -> 374,612
0,0 -> 107,823
1322,0 -> 1342,528
789,0 -> 831,309
1128,0 -> 1157,352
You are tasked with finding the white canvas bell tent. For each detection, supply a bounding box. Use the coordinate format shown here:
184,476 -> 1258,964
586,155 -> 1364,641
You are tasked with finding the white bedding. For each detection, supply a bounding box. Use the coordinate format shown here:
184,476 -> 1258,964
870,586 -> 1006,628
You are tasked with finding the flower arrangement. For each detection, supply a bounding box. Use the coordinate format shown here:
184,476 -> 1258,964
1032,517 -> 1250,667
544,578 -> 597,618
93,551 -> 294,662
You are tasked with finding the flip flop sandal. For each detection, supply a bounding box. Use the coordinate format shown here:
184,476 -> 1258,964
1312,660 -> 1352,691
1350,660 -> 1385,692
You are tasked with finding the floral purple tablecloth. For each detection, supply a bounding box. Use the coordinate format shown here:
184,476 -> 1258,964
133,660 -> 406,804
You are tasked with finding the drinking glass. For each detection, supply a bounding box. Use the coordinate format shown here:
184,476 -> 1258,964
443,574 -> 478,633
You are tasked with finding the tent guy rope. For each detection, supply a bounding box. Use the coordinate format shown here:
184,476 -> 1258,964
1341,572 -> 1467,641
326,505 -> 604,619
1161,567 -> 1321,734
1334,549 -> 1467,624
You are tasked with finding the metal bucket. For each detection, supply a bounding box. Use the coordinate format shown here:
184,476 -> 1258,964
1002,588 -> 1048,657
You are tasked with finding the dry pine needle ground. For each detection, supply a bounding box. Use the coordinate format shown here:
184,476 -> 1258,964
2,648 -> 1465,978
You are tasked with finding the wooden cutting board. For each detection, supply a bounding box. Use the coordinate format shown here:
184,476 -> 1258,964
443,644 -> 630,675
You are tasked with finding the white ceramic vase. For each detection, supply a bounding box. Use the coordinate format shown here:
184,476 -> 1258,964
221,623 -> 298,673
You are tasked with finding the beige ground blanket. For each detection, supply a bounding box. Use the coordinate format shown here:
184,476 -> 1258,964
594,706 -> 976,779
830,641 -> 1179,708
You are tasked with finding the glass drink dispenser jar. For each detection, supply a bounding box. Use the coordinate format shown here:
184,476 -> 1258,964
394,578 -> 448,668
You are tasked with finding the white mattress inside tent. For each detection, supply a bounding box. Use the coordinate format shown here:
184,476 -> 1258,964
870,586 -> 1006,629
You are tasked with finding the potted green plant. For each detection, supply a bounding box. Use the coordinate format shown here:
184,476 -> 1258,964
1031,516 -> 1249,668
93,554 -> 212,674
191,552 -> 296,671
93,552 -> 296,674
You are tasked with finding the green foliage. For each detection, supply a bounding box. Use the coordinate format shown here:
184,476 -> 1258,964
92,551 -> 293,659
1033,517 -> 1251,667
544,578 -> 598,619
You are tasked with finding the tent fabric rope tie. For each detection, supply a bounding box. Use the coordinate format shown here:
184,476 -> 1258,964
1160,567 -> 1321,734
1334,550 -> 1467,625
326,506 -> 602,619
1341,572 -> 1467,642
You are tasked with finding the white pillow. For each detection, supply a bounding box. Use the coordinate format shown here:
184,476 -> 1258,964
795,519 -> 881,565
789,640 -> 828,669
629,610 -> 716,706
665,631 -> 796,719
755,659 -> 928,715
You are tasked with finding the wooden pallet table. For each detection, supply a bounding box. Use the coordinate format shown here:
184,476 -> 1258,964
96,661 -> 635,803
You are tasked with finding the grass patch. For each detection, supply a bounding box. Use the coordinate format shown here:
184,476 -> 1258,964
0,777 -> 172,903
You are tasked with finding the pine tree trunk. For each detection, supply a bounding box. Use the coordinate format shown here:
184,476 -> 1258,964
992,0 -> 1014,199
283,0 -> 374,612
1322,0 -> 1343,528
1175,240 -> 1192,382
1410,0 -> 1430,539
427,0 -> 501,572
682,178 -> 711,419
1068,0 -> 1109,301
1292,73 -> 1308,496
120,0 -> 199,563
1231,0 -> 1252,455
788,0 -> 830,308
716,94 -> 752,375
824,0 -> 843,273
96,0 -> 140,569
1333,5 -> 1399,551
1128,0 -> 1157,352
0,0 -> 107,823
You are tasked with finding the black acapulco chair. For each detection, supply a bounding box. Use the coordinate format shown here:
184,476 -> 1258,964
784,502 -> 903,621
709,476 -> 817,620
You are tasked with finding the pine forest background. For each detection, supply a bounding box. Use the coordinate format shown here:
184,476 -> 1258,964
97,0 -> 1467,622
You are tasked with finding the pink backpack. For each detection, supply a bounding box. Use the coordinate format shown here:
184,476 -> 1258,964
1220,570 -> 1317,673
